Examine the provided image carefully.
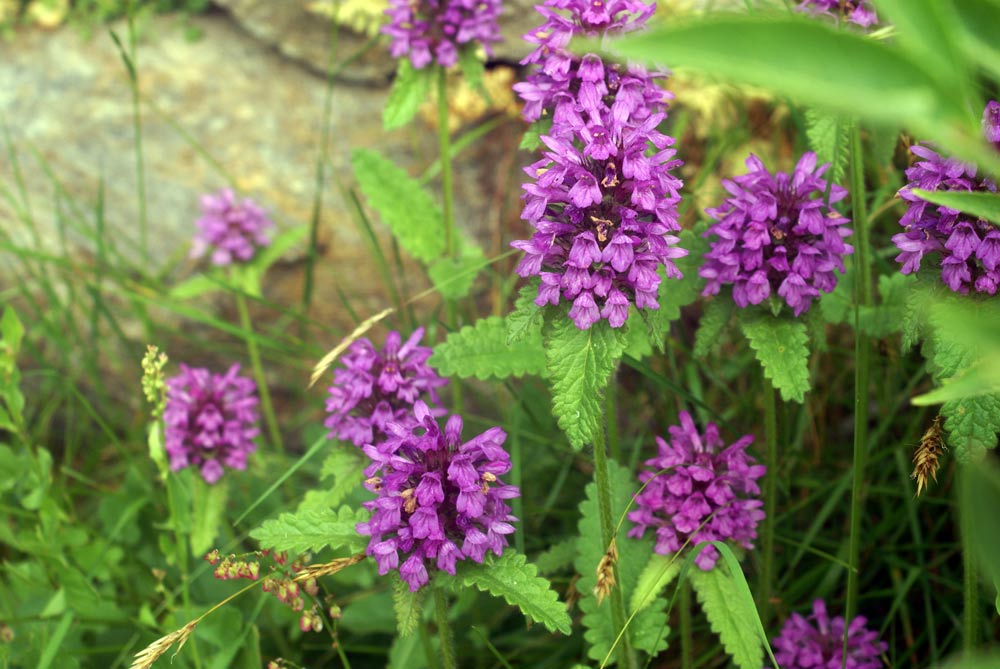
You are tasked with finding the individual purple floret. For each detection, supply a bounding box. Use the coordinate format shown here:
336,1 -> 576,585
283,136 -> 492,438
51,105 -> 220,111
324,328 -> 448,448
770,600 -> 887,669
191,188 -> 273,266
383,0 -> 502,70
163,364 -> 260,484
892,101 -> 1000,295
699,152 -> 853,317
357,401 -> 520,591
627,411 -> 765,570
797,0 -> 878,28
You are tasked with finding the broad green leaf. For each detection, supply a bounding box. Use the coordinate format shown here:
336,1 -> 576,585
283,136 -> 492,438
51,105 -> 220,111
519,117 -> 553,152
249,505 -> 368,555
576,458 -> 669,662
430,316 -> 546,380
912,189 -> 1000,224
297,444 -> 366,512
169,274 -> 225,300
190,477 -> 228,557
388,633 -> 429,669
805,110 -> 847,186
392,573 -> 424,637
623,311 -> 653,360
630,553 -> 681,615
427,240 -> 486,300
384,59 -> 433,130
822,271 -> 915,337
693,299 -> 734,358
739,313 -> 810,403
642,228 -> 706,349
506,280 -> 543,346
689,562 -> 763,669
960,461 -> 1000,605
544,318 -> 627,448
607,15 -> 964,135
456,47 -> 486,97
535,537 -> 577,575
1,307 -> 25,355
453,550 -> 572,634
953,0 -> 1000,80
352,148 -> 445,264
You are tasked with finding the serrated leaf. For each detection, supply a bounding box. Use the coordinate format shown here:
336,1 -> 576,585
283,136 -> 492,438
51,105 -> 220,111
453,550 -> 572,634
507,280 -> 543,345
392,573 -> 424,637
689,562 -> 763,669
805,109 -> 847,186
191,477 -> 228,557
739,313 -> 810,403
519,117 -> 553,152
545,319 -> 627,448
576,458 -> 669,663
384,59 -> 433,130
430,316 -> 546,380
693,299 -> 734,358
352,148 -> 444,264
912,189 -> 1000,224
624,311 -> 653,360
535,537 -> 577,575
249,505 -> 368,555
428,241 -> 485,300
630,553 -> 681,615
643,228 -> 706,349
298,445 -> 367,512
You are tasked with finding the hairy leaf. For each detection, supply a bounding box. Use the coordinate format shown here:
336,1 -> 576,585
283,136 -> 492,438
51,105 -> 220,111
805,109 -> 847,186
740,313 -> 810,403
351,148 -> 444,264
428,240 -> 486,300
430,316 -> 546,380
392,573 -> 424,638
643,228 -> 707,349
545,318 -> 627,448
191,477 -> 228,557
506,280 -> 543,346
384,59 -> 433,130
630,553 -> 681,615
298,444 -> 367,512
535,537 -> 577,575
689,562 -> 763,669
519,118 -> 553,152
693,299 -> 734,358
249,505 -> 368,555
454,550 -> 572,634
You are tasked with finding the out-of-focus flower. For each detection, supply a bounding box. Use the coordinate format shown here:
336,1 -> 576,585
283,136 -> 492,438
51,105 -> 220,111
164,364 -> 259,484
383,0 -> 502,70
324,328 -> 447,448
357,402 -> 519,591
627,411 -> 764,570
191,188 -> 273,266
797,0 -> 878,28
892,100 -> 1000,294
771,599 -> 887,669
699,152 -> 853,316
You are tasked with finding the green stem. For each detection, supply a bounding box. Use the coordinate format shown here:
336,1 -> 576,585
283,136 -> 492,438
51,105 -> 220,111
606,385 -> 621,463
680,579 -> 693,669
434,586 -> 457,669
960,470 -> 979,654
165,475 -> 201,669
845,120 -> 872,644
126,0 -> 148,265
437,66 -> 455,260
758,376 -> 778,625
235,292 -> 285,453
593,425 -> 635,669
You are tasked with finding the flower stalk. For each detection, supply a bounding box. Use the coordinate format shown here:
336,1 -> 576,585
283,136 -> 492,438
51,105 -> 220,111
235,291 -> 284,454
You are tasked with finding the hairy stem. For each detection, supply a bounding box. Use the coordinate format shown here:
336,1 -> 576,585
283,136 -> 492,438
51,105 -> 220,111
235,292 -> 284,453
434,586 -> 457,669
680,579 -> 693,669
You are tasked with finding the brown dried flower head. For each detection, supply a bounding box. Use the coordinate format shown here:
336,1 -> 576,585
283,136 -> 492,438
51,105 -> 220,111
912,414 -> 945,497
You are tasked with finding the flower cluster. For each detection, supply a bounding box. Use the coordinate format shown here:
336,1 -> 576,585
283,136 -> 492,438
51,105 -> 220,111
511,0 -> 685,330
627,411 -> 765,570
163,363 -> 260,484
324,328 -> 448,448
699,152 -> 853,316
893,101 -> 1000,294
191,188 -> 273,266
797,0 -> 878,28
771,599 -> 887,669
383,0 -> 502,70
357,402 -> 519,591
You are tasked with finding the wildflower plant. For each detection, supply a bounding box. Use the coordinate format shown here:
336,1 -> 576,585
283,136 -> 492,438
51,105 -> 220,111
796,0 -> 878,28
770,599 -> 887,669
191,188 -> 273,267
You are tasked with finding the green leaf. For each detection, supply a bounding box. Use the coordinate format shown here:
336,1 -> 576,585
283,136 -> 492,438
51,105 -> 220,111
912,189 -> 1000,224
1,307 -> 25,355
544,318 -> 627,448
427,241 -> 486,300
456,47 -> 486,98
805,109 -> 847,186
623,311 -> 653,360
576,458 -> 669,662
693,299 -> 734,358
519,118 -> 553,152
430,316 -> 546,380
352,148 -> 445,264
535,537 -> 577,575
960,458 -> 1000,590
630,553 -> 681,615
739,313 -> 810,403
506,281 -> 543,346
249,223 -> 310,274
297,444 -> 366,512
169,274 -> 225,300
453,550 -> 572,634
392,573 -> 424,637
953,0 -> 1000,80
249,505 -> 368,555
689,562 -> 763,669
642,228 -> 707,349
190,477 -> 228,557
384,59 -> 433,130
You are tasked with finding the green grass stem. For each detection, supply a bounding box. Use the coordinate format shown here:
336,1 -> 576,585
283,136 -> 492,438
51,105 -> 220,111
235,292 -> 285,454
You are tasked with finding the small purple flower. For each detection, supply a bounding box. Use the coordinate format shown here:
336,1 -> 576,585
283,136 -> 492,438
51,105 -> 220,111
191,188 -> 273,266
627,411 -> 765,570
383,0 -> 502,70
797,0 -> 878,28
699,152 -> 853,317
164,364 -> 260,484
357,402 -> 520,591
771,599 -> 887,669
893,101 -> 1000,294
325,328 -> 448,448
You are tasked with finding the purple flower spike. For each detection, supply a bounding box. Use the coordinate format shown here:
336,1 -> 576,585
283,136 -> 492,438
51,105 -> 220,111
191,188 -> 273,266
357,402 -> 520,591
164,364 -> 260,484
893,100 -> 1000,294
325,328 -> 448,448
699,152 -> 853,317
797,0 -> 878,28
383,0 -> 502,70
627,411 -> 765,570
771,599 -> 887,669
